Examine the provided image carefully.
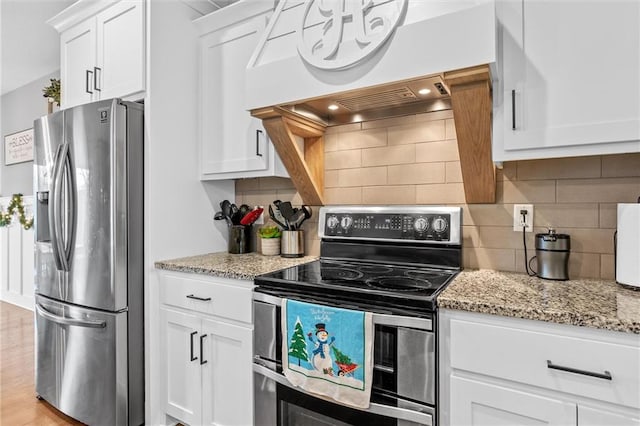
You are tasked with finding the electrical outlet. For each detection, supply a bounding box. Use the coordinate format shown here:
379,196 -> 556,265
254,206 -> 265,225
513,204 -> 534,232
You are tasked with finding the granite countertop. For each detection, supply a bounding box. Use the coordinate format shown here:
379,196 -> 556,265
154,252 -> 318,281
439,270 -> 640,334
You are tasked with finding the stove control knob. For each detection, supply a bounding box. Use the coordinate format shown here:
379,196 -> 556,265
326,215 -> 339,230
340,215 -> 354,230
433,217 -> 448,233
414,217 -> 428,233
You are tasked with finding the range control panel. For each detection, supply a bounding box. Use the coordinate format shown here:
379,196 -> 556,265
319,207 -> 462,245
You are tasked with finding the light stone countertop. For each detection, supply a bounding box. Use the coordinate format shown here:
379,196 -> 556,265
154,252 -> 318,281
439,269 -> 640,334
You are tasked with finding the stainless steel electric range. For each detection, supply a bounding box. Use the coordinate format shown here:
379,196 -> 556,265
253,206 -> 463,426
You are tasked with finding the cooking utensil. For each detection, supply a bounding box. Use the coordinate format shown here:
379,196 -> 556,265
301,205 -> 312,220
240,207 -> 264,226
279,202 -> 294,228
220,200 -> 232,221
268,205 -> 288,230
239,204 -> 251,217
289,209 -> 306,230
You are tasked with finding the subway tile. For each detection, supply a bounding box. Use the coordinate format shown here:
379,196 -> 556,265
462,204 -> 514,227
464,248 -> 516,272
445,119 -> 457,140
445,161 -> 463,183
513,250 -> 539,276
325,170 -> 339,188
555,227 -> 616,254
599,203 -> 617,228
388,163 -> 445,185
325,187 -> 363,204
362,185 -> 416,204
324,133 -> 339,152
601,254 -> 615,280
415,110 -> 453,122
242,190 -> 278,208
556,177 -> 640,203
362,145 -> 415,167
235,178 -> 260,192
477,226 -> 535,250
388,119 -> 446,145
535,203 -> 599,228
497,161 -> 517,182
325,149 -> 361,170
514,250 -> 600,279
362,115 -> 416,130
260,177 -> 295,190
501,179 -> 556,203
601,153 -> 640,178
305,237 -> 321,256
517,156 -> 601,180
338,167 -> 387,187
462,226 -> 481,248
415,140 -> 459,163
337,128 -> 387,150
275,189 -> 302,205
325,122 -> 361,134
416,183 -> 466,204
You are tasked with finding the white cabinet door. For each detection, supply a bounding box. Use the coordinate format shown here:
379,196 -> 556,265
161,308 -> 203,426
450,376 -> 577,426
95,0 -> 145,100
200,17 -> 272,177
497,0 -> 640,160
60,19 -> 96,108
579,405 -> 640,426
201,318 -> 253,426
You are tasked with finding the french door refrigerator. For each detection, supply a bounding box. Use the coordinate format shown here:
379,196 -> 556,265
33,98 -> 144,426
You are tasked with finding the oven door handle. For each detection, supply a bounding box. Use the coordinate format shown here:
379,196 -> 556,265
253,292 -> 433,331
253,363 -> 434,426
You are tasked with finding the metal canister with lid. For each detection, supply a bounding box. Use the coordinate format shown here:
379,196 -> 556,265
535,228 -> 570,280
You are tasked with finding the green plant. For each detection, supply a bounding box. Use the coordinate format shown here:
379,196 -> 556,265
257,225 -> 282,238
0,194 -> 33,230
42,78 -> 61,106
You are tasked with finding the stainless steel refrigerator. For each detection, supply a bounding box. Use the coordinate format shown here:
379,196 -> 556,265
33,98 -> 144,426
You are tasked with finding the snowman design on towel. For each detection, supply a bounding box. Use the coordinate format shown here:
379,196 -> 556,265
307,323 -> 335,375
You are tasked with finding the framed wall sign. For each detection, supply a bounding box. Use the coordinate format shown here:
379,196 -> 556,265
4,128 -> 34,165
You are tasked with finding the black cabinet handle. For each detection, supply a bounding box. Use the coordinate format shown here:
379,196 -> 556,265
186,294 -> 211,302
547,360 -> 612,380
190,331 -> 198,361
511,89 -> 516,130
200,334 -> 207,365
86,70 -> 93,94
94,67 -> 101,92
256,129 -> 263,157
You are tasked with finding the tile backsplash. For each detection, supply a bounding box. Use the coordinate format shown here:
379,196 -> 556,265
236,110 -> 640,280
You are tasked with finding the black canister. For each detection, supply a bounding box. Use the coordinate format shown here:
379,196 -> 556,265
228,225 -> 251,254
535,229 -> 570,280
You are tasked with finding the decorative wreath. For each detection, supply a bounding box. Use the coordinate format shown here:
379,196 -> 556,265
0,194 -> 34,230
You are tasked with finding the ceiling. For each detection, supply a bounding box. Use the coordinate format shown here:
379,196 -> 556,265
1,0 -> 74,95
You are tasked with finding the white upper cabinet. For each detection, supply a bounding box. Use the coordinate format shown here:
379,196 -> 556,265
49,0 -> 146,108
194,1 -> 288,180
494,0 -> 640,161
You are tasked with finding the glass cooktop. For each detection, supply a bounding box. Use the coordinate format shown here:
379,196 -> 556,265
255,259 -> 458,312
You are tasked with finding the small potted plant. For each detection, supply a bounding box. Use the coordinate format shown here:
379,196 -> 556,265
257,225 -> 282,256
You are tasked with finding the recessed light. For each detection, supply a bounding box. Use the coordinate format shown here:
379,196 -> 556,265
418,88 -> 431,95
328,104 -> 339,111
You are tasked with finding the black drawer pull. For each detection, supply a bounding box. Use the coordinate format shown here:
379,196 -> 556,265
256,129 -> 263,157
186,294 -> 212,302
190,331 -> 198,361
86,70 -> 93,94
547,360 -> 612,380
94,67 -> 101,91
200,334 -> 207,365
511,89 -> 516,130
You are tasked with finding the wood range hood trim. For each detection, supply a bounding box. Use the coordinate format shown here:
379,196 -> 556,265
251,65 -> 495,206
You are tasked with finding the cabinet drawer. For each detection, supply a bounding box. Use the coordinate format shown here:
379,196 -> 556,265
160,274 -> 252,324
450,319 -> 640,409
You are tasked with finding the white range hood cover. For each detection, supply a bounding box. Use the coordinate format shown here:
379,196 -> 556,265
246,0 -> 496,110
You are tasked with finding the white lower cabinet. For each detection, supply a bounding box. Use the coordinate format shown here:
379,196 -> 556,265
158,272 -> 253,426
450,376 -> 576,426
440,309 -> 640,426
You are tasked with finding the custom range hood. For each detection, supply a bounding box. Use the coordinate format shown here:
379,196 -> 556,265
247,0 -> 497,205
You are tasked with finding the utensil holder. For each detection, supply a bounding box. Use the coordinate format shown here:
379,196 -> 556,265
260,237 -> 281,256
228,225 -> 250,254
281,230 -> 304,258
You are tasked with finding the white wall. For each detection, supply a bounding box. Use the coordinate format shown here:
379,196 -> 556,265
145,1 -> 234,422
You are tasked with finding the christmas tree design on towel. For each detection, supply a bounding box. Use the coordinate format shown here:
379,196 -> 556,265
282,299 -> 374,408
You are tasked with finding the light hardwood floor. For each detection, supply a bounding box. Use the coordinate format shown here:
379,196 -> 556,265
1,301 -> 84,425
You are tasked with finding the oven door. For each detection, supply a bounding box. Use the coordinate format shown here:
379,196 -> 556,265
254,363 -> 433,426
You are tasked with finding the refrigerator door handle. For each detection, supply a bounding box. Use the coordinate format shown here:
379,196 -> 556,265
35,303 -> 107,328
62,145 -> 77,266
50,144 -> 65,271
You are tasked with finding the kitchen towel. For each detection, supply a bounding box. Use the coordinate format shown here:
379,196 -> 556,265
282,299 -> 374,408
616,203 -> 640,287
